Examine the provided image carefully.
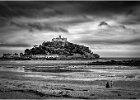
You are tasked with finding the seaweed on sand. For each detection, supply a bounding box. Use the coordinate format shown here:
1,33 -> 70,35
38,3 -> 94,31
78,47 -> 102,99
24,67 -> 89,73
0,89 -> 90,99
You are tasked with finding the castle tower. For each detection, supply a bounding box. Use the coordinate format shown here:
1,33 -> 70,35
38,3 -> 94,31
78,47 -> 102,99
59,35 -> 61,38
52,35 -> 67,42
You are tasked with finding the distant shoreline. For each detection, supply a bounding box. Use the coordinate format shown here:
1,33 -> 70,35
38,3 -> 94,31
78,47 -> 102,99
1,55 -> 139,60
0,58 -> 140,66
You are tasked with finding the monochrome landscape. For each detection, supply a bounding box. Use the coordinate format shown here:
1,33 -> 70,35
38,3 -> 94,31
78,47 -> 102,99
0,1 -> 140,99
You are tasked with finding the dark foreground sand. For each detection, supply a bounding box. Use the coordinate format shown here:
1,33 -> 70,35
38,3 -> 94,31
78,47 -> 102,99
0,60 -> 140,99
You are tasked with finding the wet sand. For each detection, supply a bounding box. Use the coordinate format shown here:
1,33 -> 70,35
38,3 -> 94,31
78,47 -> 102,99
0,60 -> 140,99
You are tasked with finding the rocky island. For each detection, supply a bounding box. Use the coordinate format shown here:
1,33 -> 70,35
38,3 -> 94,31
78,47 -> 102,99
23,35 -> 100,60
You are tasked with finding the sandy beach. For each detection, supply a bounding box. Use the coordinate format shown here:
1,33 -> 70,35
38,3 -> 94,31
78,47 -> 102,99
0,60 -> 140,99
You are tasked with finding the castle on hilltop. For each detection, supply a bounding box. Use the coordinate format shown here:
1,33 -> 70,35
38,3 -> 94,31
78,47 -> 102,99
52,35 -> 67,42
2,35 -> 100,60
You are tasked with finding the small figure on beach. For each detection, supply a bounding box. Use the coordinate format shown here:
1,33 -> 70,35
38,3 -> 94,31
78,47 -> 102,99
106,81 -> 110,88
105,80 -> 113,88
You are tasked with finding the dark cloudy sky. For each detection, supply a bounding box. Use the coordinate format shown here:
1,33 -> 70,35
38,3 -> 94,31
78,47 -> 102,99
0,1 -> 140,57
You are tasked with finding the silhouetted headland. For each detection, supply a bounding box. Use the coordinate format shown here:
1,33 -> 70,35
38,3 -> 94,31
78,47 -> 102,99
1,35 -> 100,60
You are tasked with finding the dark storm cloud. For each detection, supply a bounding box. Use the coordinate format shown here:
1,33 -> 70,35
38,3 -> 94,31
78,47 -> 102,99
0,17 -> 9,27
0,1 -> 140,30
82,1 -> 139,14
0,1 -> 140,33
0,43 -> 31,47
77,37 -> 140,45
98,21 -> 109,26
0,2 -> 33,18
0,1 -> 140,26
0,1 -> 140,17
10,21 -> 68,33
0,1 -> 64,18
121,16 -> 140,25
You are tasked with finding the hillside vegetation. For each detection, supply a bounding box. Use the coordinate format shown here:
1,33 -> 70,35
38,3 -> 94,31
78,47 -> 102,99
24,41 -> 100,59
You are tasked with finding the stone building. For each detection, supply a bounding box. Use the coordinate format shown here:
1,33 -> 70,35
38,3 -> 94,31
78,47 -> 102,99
2,53 -> 12,58
52,35 -> 67,42
31,54 -> 59,59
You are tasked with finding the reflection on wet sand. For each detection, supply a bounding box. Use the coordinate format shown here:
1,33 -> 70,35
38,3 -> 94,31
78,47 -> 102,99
0,65 -> 140,81
0,66 -> 25,72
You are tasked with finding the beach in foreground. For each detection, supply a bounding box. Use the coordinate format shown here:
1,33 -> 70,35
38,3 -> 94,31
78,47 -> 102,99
0,59 -> 140,99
